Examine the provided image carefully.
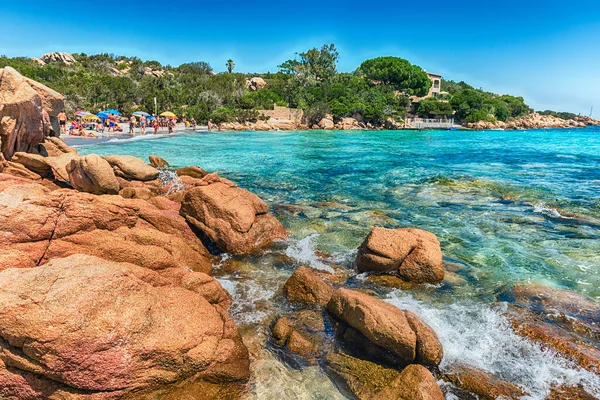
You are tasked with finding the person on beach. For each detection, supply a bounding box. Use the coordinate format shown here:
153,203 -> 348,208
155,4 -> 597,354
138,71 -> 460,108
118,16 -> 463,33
58,111 -> 67,134
129,115 -> 137,135
153,118 -> 159,134
140,115 -> 147,135
108,115 -> 115,132
190,117 -> 196,129
168,118 -> 174,134
207,120 -> 213,131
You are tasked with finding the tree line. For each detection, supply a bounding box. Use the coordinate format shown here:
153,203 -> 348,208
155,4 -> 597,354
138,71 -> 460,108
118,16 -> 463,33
0,46 -> 538,125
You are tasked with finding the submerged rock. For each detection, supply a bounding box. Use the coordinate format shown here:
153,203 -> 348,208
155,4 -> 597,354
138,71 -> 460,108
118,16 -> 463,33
357,227 -> 444,284
327,288 -> 443,367
103,155 -> 159,181
180,173 -> 287,254
441,364 -> 528,400
271,314 -> 325,365
324,351 -> 400,400
0,254 -> 249,398
67,154 -> 120,194
282,266 -> 334,307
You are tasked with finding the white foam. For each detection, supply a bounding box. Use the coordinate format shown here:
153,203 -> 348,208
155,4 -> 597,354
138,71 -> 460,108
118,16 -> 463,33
385,291 -> 600,399
284,234 -> 335,273
216,278 -> 276,325
532,202 -> 573,219
158,169 -> 184,195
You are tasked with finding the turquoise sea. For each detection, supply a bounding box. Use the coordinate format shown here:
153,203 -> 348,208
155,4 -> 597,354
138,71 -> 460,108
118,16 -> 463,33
79,128 -> 600,399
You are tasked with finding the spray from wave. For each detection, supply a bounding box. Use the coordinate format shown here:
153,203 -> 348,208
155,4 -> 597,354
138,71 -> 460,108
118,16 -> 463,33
158,169 -> 184,195
284,234 -> 334,273
386,292 -> 600,399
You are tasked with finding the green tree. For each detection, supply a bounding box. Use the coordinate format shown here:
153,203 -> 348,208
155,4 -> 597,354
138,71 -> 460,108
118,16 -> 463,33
278,43 -> 339,82
226,59 -> 235,73
358,56 -> 431,97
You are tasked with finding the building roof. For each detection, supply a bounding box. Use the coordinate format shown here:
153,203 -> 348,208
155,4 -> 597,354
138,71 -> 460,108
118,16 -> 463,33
426,72 -> 442,78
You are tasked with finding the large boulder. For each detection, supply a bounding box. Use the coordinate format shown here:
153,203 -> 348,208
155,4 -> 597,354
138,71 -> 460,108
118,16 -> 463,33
0,177 -> 212,273
67,154 -> 120,194
267,118 -> 297,130
282,266 -> 334,307
180,173 -> 287,254
11,151 -> 78,183
245,77 -> 267,91
0,255 -> 249,398
103,155 -> 159,181
357,227 -> 444,284
327,289 -> 443,367
40,52 -> 77,65
0,66 -> 64,160
318,114 -> 335,130
39,136 -> 77,157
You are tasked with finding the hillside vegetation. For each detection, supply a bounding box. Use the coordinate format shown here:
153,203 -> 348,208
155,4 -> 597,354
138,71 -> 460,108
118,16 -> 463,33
1,45 -> 539,125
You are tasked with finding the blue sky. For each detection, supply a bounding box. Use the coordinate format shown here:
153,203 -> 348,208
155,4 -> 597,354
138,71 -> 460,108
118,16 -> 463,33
1,0 -> 599,114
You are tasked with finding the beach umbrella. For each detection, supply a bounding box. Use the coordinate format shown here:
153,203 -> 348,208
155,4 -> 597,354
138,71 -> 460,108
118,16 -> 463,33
74,110 -> 90,117
132,111 -> 151,117
97,112 -> 110,119
102,109 -> 121,115
147,116 -> 155,120
82,114 -> 100,121
160,111 -> 177,119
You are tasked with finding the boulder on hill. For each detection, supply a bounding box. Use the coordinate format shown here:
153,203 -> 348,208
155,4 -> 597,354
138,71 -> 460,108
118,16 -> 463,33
67,154 -> 121,194
357,227 -> 444,284
0,254 -> 249,399
0,175 -> 212,272
327,288 -> 443,367
40,52 -> 77,65
0,66 -> 64,160
245,77 -> 267,91
103,155 -> 159,181
180,173 -> 287,254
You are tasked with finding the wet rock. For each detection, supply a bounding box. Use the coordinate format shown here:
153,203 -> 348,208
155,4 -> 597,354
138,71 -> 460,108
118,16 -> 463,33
357,227 -> 444,284
0,254 -> 249,398
0,67 -> 64,160
180,173 -> 287,255
282,266 -> 334,307
505,306 -> 600,374
324,351 -> 400,400
0,177 -> 212,273
372,364 -> 444,400
547,384 -> 597,400
103,155 -> 159,181
441,364 -> 527,400
67,154 -> 120,195
149,154 -> 169,168
271,314 -> 325,364
404,310 -> 444,367
327,288 -> 442,367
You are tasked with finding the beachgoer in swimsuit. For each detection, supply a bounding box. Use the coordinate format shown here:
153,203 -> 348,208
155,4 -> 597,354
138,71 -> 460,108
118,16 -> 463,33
153,119 -> 159,134
129,115 -> 136,135
140,116 -> 147,135
58,111 -> 67,134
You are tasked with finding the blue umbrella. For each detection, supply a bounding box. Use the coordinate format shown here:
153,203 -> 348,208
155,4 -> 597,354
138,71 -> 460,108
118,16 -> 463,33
102,109 -> 121,115
97,112 -> 110,119
147,116 -> 155,120
132,111 -> 151,117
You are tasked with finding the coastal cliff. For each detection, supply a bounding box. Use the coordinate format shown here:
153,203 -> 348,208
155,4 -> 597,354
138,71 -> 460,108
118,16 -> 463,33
466,112 -> 600,130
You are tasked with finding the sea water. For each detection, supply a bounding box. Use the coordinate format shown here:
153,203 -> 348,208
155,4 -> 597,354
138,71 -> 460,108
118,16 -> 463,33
79,128 -> 600,398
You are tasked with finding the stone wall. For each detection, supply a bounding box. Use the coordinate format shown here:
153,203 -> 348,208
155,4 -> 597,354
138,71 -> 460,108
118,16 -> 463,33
259,106 -> 304,124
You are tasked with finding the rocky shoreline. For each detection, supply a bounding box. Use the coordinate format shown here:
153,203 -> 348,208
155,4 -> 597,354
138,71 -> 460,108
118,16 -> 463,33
1,67 -> 599,399
217,112 -> 600,132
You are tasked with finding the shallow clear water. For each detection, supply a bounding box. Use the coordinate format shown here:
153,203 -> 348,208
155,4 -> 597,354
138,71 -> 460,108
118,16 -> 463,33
78,128 -> 600,398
